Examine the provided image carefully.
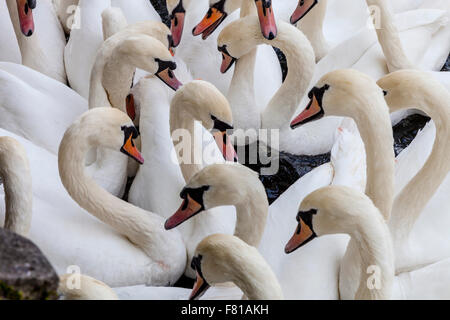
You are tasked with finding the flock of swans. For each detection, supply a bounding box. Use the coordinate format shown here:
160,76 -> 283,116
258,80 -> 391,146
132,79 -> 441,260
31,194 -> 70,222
0,0 -> 449,300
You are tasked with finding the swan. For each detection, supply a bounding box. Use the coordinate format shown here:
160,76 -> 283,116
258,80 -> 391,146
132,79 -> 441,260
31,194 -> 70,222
64,0 -> 161,99
165,163 -> 267,248
290,69 -> 450,295
189,234 -> 283,300
165,119 -> 367,299
58,108 -> 186,286
377,70 -> 450,272
129,79 -> 237,277
89,21 -> 180,112
218,16 -> 341,155
165,0 -> 281,103
88,21 -> 181,189
5,0 -> 67,84
286,185 -> 450,300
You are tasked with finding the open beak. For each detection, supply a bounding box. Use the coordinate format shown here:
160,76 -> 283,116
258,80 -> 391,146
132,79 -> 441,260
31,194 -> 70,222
16,0 -> 35,37
285,218 -> 316,254
213,130 -> 238,162
255,0 -> 277,40
192,8 -> 227,40
126,94 -> 136,121
290,94 -> 323,129
165,195 -> 204,230
120,134 -> 144,164
290,0 -> 318,24
220,51 -> 236,74
156,67 -> 183,91
189,272 -> 210,300
170,12 -> 185,47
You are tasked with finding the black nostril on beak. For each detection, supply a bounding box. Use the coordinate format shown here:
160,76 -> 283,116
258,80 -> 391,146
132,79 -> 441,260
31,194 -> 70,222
26,30 -> 33,37
268,32 -> 275,40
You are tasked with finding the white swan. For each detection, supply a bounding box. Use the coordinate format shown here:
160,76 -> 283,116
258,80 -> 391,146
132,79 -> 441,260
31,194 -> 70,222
218,16 -> 341,155
88,22 -> 181,192
378,70 -> 450,272
286,185 -> 450,300
189,234 -> 283,300
58,108 -> 186,286
0,0 -> 21,63
5,0 -> 67,84
129,79 -> 237,277
290,69 -> 450,295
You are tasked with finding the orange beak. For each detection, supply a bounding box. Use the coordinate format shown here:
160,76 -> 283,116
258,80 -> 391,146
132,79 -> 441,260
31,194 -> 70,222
165,195 -> 203,230
285,218 -> 316,254
213,131 -> 238,162
220,51 -> 236,74
125,94 -> 136,122
16,0 -> 35,36
120,134 -> 144,164
255,0 -> 278,40
290,94 -> 323,129
290,0 -> 318,24
170,11 -> 185,47
189,272 -> 210,300
192,7 -> 227,40
156,67 -> 183,91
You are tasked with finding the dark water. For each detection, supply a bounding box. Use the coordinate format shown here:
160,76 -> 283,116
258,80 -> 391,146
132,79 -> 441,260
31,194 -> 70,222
442,54 -> 450,72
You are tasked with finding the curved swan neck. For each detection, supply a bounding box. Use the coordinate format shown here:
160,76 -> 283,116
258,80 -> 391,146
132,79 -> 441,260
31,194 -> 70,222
366,0 -> 414,71
240,0 -> 255,18
261,22 -> 315,130
297,0 -> 329,61
349,210 -> 394,300
58,124 -> 164,257
383,74 -> 450,236
0,138 -> 32,237
339,95 -> 395,221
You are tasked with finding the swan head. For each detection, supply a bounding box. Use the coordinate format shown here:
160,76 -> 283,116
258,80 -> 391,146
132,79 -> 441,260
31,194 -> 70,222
216,16 -> 264,73
15,0 -> 36,36
66,108 -> 144,165
189,234 -> 266,300
285,185 -> 375,253
167,0 -> 189,47
290,69 -> 386,129
118,35 -> 183,91
170,80 -> 238,162
290,0 -> 319,24
192,0 -> 277,41
165,163 -> 262,230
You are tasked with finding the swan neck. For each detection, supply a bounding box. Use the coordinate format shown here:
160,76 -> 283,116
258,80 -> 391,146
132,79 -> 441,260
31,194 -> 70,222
0,141 -> 33,237
340,206 -> 394,300
390,87 -> 450,236
262,26 -> 315,130
366,0 -> 414,71
350,99 -> 395,220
